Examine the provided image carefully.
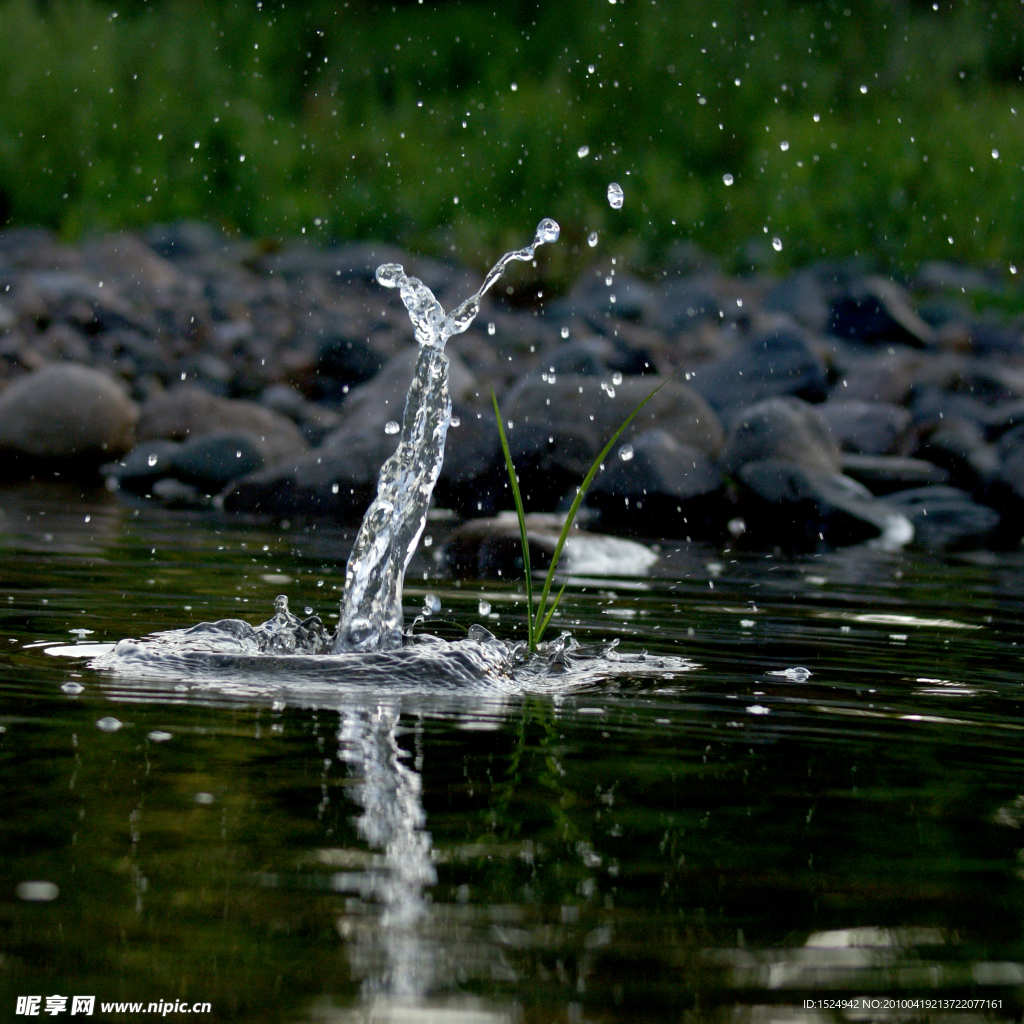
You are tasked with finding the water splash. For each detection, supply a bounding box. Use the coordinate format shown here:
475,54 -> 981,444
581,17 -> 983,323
334,218 -> 560,653
607,182 -> 624,209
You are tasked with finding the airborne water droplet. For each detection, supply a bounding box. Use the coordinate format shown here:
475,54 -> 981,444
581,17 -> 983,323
535,217 -> 560,244
587,64 -> 595,74
422,593 -> 441,616
96,716 -> 122,732
618,444 -> 634,462
992,148 -> 1000,159
588,231 -> 599,247
722,173 -> 734,186
384,420 -> 400,435
611,371 -> 623,386
147,453 -> 159,467
478,599 -> 491,616
772,237 -> 783,251
780,140 -> 790,151
561,326 -> 570,338
577,144 -> 590,158
606,182 -> 624,209
487,321 -> 496,335
450,415 -> 461,427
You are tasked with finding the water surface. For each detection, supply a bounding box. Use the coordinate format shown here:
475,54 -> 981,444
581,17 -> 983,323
2,482 -> 1024,1023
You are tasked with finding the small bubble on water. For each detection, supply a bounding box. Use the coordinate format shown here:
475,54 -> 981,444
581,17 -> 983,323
422,593 -> 441,616
487,321 -> 496,336
96,716 -> 122,732
561,326 -> 570,339
780,140 -> 790,151
618,444 -> 634,462
607,182 -> 624,209
384,420 -> 400,435
722,173 -> 734,186
478,599 -> 491,616
147,730 -> 172,742
772,236 -> 783,251
147,453 -> 159,467
577,144 -> 590,158
61,682 -> 84,695
587,231 -> 599,247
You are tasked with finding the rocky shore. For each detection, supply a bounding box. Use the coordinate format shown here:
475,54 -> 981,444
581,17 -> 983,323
1,222 -> 1022,563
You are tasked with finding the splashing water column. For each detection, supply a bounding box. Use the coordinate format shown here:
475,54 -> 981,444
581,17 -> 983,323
332,219 -> 560,653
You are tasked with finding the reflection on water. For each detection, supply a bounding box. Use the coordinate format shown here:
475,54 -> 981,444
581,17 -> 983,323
3,483 -> 1024,1022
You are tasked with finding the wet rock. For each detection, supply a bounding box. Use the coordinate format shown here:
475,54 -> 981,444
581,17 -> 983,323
586,428 -> 725,539
720,397 -> 841,477
839,454 -> 949,495
434,405 -> 506,517
883,486 -> 1001,550
145,221 -> 228,262
543,339 -> 614,376
137,385 -> 308,464
686,322 -> 828,414
762,270 -> 830,333
553,269 -> 655,324
221,435 -> 387,522
312,333 -> 386,401
735,459 -> 912,550
149,477 -> 210,509
828,276 -> 937,346
170,431 -> 266,494
835,350 -> 916,404
0,364 -> 137,470
987,438 -> 1024,540
653,276 -> 724,331
817,400 -> 912,455
914,420 -> 998,493
103,439 -> 183,495
441,513 -> 657,579
260,383 -> 340,445
502,373 -> 724,457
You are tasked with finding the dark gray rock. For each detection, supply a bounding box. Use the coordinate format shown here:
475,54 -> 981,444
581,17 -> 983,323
720,397 -> 841,477
137,385 -> 308,464
762,270 -> 830,332
835,350 -> 916,404
653,277 -> 723,331
103,439 -> 182,494
313,333 -> 386,401
221,434 -> 388,522
434,405 -> 507,517
839,454 -> 949,495
170,431 -> 266,494
735,459 -> 912,550
884,486 -> 1001,549
586,428 -> 725,539
828,276 -> 937,346
817,400 -> 911,455
0,364 -> 137,470
686,323 -> 828,413
260,384 -> 340,445
914,420 -> 998,493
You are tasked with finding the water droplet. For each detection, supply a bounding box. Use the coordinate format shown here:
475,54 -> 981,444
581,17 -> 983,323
587,231 -> 599,247
453,195 -> 459,204
587,64 -> 595,74
618,444 -> 634,462
384,420 -> 400,435
194,792 -> 215,805
331,483 -> 339,494
235,450 -> 242,458
147,730 -> 172,742
422,593 -> 441,616
147,453 -> 159,467
747,705 -> 771,716
560,326 -> 570,339
859,84 -> 868,94
611,371 -> 623,386
510,82 -> 518,91
61,682 -> 84,695
605,276 -> 614,287
734,77 -> 741,86
303,607 -> 313,616
992,148 -> 1000,159
780,140 -> 790,151
450,415 -> 461,427
375,263 -> 404,288
772,236 -> 783,252
487,321 -> 496,336
606,182 -> 624,209
478,599 -> 492,616
722,173 -> 734,186
17,881 -> 58,902
577,144 -> 590,158
96,716 -> 122,732
535,217 -> 560,244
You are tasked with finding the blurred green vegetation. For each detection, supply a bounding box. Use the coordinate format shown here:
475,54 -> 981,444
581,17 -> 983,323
2,0 -> 1024,278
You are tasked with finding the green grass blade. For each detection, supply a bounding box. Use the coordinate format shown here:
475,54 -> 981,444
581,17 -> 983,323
536,576 -> 570,640
532,376 -> 672,645
491,388 -> 535,651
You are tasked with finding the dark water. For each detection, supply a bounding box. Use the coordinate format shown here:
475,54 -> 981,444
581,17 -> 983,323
2,482 -> 1024,1023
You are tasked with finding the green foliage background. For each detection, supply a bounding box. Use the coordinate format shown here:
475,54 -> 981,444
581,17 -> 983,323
2,0 -> 1024,277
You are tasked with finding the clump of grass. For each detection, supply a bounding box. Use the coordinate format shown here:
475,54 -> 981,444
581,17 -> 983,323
491,381 -> 665,653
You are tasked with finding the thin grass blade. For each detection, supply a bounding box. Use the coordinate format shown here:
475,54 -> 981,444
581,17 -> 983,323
491,388 -> 535,650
